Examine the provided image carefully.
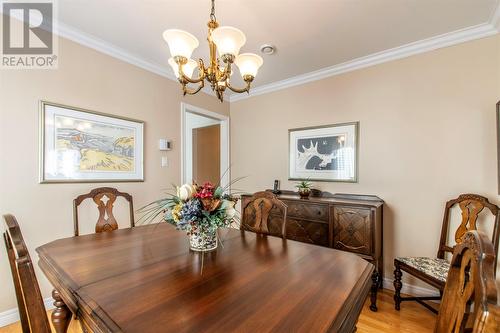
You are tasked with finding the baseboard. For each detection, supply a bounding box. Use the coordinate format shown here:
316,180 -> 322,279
382,277 -> 440,298
0,297 -> 54,327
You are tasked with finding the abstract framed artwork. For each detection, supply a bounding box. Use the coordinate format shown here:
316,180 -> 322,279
289,122 -> 358,182
39,101 -> 144,183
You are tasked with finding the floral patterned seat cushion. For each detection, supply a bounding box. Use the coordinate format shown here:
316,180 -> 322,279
396,257 -> 450,283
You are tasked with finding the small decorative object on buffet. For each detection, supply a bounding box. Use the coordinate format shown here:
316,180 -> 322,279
139,182 -> 238,252
296,179 -> 313,199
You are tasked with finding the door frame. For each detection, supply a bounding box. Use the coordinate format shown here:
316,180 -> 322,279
180,102 -> 230,188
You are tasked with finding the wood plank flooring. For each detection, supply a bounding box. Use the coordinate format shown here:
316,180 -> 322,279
0,289 -> 436,333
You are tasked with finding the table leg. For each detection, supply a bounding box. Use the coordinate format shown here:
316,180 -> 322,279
369,271 -> 379,312
51,289 -> 71,333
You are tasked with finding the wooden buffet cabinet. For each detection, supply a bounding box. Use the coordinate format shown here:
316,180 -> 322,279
241,190 -> 384,311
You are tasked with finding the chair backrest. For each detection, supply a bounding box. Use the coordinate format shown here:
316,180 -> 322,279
3,214 -> 51,333
437,194 -> 500,262
73,187 -> 135,236
241,191 -> 288,238
434,230 -> 499,333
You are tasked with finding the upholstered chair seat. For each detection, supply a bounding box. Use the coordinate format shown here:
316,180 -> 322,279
395,257 -> 449,283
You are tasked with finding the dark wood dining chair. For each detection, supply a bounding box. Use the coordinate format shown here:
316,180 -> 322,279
3,214 -> 71,333
434,230 -> 499,333
240,191 -> 288,239
394,194 -> 500,313
73,187 -> 135,236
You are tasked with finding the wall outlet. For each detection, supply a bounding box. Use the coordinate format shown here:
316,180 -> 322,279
161,156 -> 168,167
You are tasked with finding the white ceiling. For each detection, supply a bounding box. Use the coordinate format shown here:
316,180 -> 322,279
56,0 -> 499,96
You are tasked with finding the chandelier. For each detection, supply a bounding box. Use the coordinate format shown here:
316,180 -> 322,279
163,0 -> 263,102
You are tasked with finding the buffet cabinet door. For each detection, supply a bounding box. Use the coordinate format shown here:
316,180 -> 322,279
332,205 -> 373,256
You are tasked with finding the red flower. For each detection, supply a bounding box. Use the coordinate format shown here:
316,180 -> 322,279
194,182 -> 214,199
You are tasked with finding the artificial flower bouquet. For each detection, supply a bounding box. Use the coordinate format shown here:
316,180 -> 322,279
140,182 -> 238,251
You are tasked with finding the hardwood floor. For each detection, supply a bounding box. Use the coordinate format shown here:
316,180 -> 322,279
0,289 -> 435,333
357,289 -> 436,333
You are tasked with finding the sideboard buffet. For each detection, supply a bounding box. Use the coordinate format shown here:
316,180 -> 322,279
241,190 -> 384,311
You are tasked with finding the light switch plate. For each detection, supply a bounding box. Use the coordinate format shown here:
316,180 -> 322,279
161,156 -> 168,167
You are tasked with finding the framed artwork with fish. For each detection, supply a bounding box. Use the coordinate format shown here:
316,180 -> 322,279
288,122 -> 358,182
39,101 -> 144,183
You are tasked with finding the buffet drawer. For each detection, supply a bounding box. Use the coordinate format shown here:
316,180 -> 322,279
284,217 -> 330,247
274,200 -> 329,223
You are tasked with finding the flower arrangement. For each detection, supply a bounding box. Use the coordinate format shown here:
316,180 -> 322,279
139,181 -> 238,251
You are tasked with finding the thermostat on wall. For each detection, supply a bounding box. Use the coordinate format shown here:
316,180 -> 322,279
159,139 -> 172,151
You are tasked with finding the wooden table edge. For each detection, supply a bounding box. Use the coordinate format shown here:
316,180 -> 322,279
328,262 -> 375,333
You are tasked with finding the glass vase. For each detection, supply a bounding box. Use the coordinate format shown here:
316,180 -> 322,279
189,227 -> 218,252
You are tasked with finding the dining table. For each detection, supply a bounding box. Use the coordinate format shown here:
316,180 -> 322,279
36,223 -> 374,333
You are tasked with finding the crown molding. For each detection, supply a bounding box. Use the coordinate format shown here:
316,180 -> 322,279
57,22 -> 175,80
230,22 -> 498,103
491,1 -> 500,30
56,22 -> 215,97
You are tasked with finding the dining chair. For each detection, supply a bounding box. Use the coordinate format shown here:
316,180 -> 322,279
73,187 -> 135,236
434,230 -> 499,333
240,191 -> 288,238
3,214 -> 71,333
394,193 -> 500,313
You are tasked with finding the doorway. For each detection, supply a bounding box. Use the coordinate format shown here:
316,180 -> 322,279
181,103 -> 229,188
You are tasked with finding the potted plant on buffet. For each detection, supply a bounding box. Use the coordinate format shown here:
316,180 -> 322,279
296,179 -> 313,199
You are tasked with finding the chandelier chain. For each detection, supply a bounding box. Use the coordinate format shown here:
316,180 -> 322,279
210,0 -> 216,22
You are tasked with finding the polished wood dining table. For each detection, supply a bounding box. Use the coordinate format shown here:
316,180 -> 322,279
36,223 -> 374,333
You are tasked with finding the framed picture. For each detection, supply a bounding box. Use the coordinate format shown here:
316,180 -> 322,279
39,101 -> 144,183
289,122 -> 358,182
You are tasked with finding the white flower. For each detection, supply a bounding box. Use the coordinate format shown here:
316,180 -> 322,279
177,184 -> 195,201
222,200 -> 236,219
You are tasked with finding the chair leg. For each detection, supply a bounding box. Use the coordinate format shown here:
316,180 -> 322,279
393,262 -> 403,311
369,271 -> 379,311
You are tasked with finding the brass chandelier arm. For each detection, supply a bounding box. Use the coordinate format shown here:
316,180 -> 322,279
226,80 -> 251,93
182,80 -> 205,95
177,59 -> 207,84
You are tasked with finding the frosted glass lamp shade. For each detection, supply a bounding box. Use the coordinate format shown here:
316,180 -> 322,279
211,26 -> 246,58
168,58 -> 198,79
235,53 -> 263,78
163,29 -> 199,59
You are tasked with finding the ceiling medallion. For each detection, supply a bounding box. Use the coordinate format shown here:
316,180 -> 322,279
163,0 -> 263,102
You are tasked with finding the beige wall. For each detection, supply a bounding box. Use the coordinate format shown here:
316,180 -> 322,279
0,36 -> 229,312
231,35 -> 500,287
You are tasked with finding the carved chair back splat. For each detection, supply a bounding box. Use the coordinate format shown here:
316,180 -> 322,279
73,187 -> 135,236
241,191 -> 288,238
3,214 -> 51,333
437,194 -> 500,266
434,230 -> 499,333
